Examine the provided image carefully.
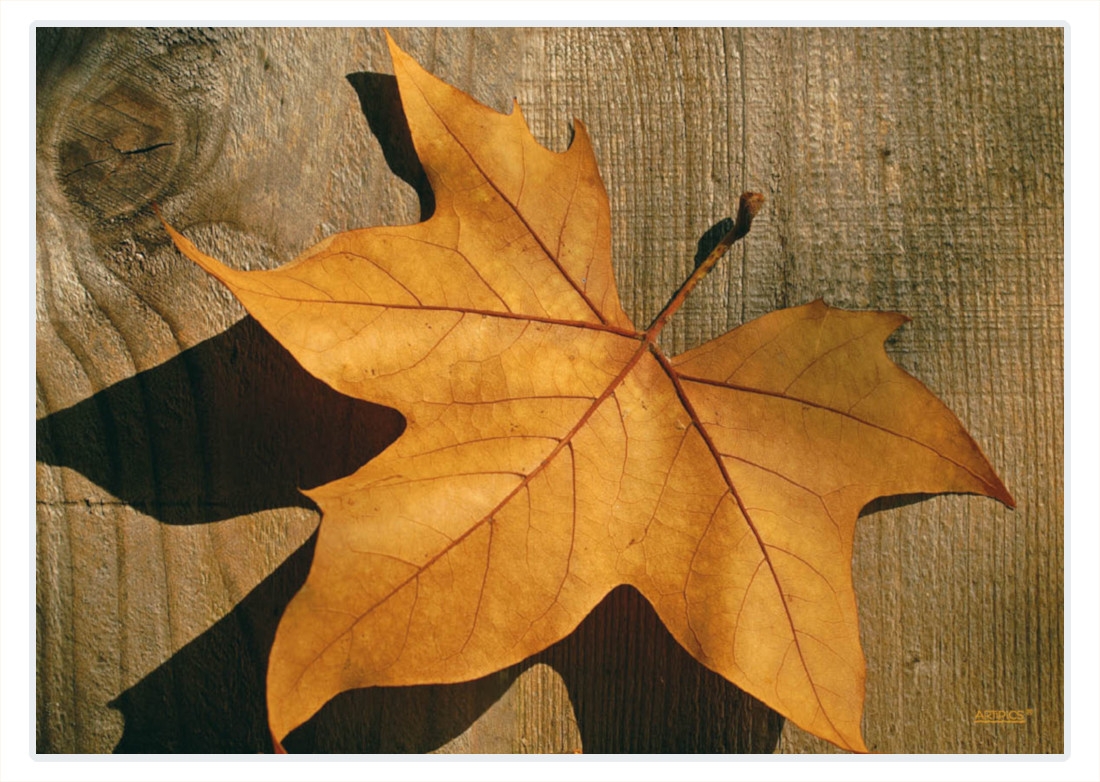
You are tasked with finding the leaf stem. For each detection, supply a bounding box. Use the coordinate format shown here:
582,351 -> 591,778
644,191 -> 765,340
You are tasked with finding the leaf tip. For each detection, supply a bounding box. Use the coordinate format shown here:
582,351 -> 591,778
271,729 -> 287,754
992,480 -> 1017,510
151,202 -> 174,236
510,96 -> 527,124
158,209 -> 240,287
890,311 -> 913,331
384,28 -> 411,67
566,117 -> 593,153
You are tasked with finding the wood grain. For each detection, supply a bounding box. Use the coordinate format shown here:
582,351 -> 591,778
35,27 -> 1062,753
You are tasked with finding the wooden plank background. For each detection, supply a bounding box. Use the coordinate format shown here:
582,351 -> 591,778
35,27 -> 1063,754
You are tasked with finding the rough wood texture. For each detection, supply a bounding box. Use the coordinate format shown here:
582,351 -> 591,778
36,27 -> 1063,754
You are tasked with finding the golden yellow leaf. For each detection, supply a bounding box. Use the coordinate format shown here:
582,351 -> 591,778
162,32 -> 1012,752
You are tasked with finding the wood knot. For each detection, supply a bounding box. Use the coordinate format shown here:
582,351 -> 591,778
57,81 -> 180,221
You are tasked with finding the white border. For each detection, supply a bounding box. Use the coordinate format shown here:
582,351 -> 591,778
5,3 -> 1096,782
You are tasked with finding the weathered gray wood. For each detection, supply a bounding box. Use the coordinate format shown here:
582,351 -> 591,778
36,27 -> 1062,753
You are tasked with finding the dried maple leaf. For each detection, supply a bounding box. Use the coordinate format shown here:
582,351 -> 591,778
162,33 -> 1013,753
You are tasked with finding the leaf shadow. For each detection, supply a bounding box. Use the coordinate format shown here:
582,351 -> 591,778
108,532 -> 317,752
108,531 -> 518,754
695,217 -> 735,268
537,586 -> 784,753
36,317 -> 405,525
859,493 -> 938,518
346,72 -> 434,221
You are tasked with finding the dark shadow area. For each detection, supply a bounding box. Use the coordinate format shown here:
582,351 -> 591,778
694,217 -> 735,268
36,317 -> 405,525
859,492 -> 937,518
110,532 -> 317,752
539,586 -> 783,753
346,72 -> 434,221
281,664 -> 518,753
104,522 -> 779,753
109,531 -> 513,753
